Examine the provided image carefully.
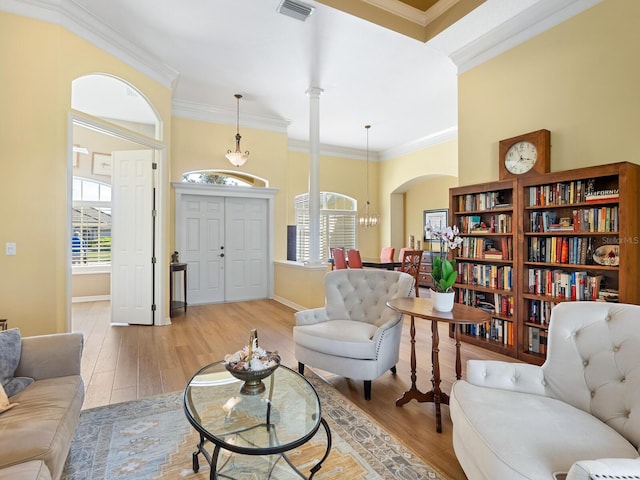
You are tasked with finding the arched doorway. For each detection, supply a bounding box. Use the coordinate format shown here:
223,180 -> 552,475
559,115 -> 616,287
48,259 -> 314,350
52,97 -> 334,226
70,74 -> 167,326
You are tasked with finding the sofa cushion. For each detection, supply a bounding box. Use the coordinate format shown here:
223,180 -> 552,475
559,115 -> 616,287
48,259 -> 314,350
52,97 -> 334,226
0,383 -> 18,414
0,329 -> 34,396
0,375 -> 84,480
0,461 -> 52,480
294,320 -> 379,359
450,380 -> 639,480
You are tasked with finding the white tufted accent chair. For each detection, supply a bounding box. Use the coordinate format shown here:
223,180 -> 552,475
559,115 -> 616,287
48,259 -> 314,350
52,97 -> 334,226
293,269 -> 414,400
450,301 -> 640,480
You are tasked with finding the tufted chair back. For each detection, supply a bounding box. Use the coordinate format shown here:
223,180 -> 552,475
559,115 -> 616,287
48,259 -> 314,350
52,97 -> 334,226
542,301 -> 640,450
324,269 -> 414,327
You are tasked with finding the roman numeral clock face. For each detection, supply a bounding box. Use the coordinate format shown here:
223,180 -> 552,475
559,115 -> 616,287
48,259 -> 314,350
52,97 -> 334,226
505,141 -> 537,174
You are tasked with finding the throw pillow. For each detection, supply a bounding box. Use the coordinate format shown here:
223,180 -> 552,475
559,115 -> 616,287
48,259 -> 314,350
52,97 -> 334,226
0,328 -> 34,397
0,382 -> 18,413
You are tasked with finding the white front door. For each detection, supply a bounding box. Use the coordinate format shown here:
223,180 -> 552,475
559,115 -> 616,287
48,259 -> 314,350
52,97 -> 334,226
181,195 -> 225,304
111,150 -> 154,325
225,197 -> 268,302
178,193 -> 269,304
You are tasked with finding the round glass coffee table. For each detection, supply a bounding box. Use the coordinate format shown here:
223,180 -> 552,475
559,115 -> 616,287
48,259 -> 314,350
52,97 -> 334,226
184,361 -> 331,480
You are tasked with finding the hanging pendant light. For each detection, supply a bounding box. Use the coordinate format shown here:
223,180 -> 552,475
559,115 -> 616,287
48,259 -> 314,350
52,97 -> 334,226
358,124 -> 379,228
225,94 -> 249,167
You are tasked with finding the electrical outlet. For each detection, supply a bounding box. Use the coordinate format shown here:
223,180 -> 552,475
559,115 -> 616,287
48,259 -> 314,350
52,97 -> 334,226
5,243 -> 16,255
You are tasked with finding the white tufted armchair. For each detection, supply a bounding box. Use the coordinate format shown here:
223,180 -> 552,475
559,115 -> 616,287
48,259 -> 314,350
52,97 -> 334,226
293,269 -> 414,400
450,301 -> 640,480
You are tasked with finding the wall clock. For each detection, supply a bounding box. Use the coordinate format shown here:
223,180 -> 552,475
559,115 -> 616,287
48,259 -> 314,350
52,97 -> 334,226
498,129 -> 550,179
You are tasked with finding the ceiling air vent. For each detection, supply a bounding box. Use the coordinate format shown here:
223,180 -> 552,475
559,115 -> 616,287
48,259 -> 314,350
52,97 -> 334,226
278,0 -> 315,22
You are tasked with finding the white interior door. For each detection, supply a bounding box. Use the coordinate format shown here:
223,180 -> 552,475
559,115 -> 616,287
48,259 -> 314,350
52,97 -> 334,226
225,197 -> 268,302
111,150 -> 154,325
181,195 -> 225,304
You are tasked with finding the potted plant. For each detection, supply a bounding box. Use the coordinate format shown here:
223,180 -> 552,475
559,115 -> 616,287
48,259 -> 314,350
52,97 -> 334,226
425,224 -> 463,311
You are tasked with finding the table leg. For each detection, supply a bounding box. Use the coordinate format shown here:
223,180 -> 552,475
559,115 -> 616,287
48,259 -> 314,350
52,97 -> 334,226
431,319 -> 443,433
454,323 -> 462,380
396,315 -> 431,406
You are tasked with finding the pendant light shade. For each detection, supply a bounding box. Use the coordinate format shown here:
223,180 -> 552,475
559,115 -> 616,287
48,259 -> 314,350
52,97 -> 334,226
226,94 -> 249,167
358,124 -> 379,228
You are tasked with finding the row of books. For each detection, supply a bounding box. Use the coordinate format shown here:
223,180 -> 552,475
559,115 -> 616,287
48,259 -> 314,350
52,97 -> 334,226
456,191 -> 511,212
585,189 -> 619,202
457,289 -> 513,315
526,268 -> 602,300
527,179 -> 618,206
457,264 -> 513,290
530,208 -> 619,233
458,317 -> 515,346
527,236 -> 595,264
528,299 -> 557,325
528,326 -> 548,355
459,237 -> 513,260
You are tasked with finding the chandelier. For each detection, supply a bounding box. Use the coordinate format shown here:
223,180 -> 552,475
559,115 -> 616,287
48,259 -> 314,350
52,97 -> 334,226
358,124 -> 379,228
225,94 -> 249,167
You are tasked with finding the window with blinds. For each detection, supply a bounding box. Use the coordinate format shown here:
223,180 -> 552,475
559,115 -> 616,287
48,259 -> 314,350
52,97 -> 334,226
294,192 -> 357,261
72,177 -> 112,265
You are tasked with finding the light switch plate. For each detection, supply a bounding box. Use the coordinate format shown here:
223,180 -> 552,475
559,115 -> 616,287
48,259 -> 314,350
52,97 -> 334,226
5,243 -> 16,255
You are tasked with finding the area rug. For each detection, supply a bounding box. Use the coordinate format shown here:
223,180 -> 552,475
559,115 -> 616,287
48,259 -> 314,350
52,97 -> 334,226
62,370 -> 446,479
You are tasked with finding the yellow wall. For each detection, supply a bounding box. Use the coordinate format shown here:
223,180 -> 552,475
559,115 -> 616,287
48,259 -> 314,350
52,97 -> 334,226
458,0 -> 640,185
0,11 -> 171,336
379,139 -> 458,255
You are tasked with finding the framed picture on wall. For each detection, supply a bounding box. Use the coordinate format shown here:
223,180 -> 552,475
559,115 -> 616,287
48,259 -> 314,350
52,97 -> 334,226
423,209 -> 448,242
92,153 -> 112,176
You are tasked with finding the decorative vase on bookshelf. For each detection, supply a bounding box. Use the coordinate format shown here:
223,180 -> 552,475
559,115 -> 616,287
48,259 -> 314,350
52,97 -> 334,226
430,290 -> 455,312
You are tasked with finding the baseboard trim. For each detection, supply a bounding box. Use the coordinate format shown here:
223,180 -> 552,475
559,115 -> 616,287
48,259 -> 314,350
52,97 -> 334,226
72,294 -> 110,303
273,295 -> 304,312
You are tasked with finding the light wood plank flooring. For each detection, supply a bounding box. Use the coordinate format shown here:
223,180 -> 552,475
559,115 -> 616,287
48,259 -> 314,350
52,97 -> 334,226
73,298 -> 513,480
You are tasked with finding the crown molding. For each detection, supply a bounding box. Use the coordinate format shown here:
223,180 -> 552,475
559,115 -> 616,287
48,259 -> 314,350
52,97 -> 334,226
0,0 -> 180,89
172,99 -> 291,133
450,0 -> 602,74
287,125 -> 457,161
380,125 -> 457,160
361,0 -> 460,27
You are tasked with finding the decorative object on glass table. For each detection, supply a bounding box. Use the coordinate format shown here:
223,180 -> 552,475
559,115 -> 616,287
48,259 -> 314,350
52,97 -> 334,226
224,329 -> 280,395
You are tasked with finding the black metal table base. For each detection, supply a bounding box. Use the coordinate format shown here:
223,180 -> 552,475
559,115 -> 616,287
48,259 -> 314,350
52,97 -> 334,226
192,418 -> 332,480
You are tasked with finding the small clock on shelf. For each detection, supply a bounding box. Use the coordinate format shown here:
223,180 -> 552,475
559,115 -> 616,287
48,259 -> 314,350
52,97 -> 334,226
498,129 -> 551,179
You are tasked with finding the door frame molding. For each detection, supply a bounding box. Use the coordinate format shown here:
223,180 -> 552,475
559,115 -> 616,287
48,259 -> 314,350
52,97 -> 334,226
173,182 -> 279,300
68,111 -> 169,327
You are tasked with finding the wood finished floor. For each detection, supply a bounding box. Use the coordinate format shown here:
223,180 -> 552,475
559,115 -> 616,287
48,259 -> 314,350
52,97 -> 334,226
73,297 -> 513,480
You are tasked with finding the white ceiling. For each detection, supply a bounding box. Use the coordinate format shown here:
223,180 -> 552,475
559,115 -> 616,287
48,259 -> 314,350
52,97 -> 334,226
3,0 -> 600,156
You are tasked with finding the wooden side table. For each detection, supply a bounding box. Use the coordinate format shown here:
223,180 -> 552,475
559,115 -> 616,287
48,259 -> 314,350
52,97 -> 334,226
386,297 -> 490,433
0,319 -> 7,330
170,263 -> 188,317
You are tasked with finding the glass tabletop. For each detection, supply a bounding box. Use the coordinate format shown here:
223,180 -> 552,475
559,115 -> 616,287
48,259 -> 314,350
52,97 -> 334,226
184,361 -> 322,455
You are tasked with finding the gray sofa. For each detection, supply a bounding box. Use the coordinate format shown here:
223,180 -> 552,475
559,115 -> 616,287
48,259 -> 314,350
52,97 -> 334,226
450,301 -> 640,480
0,332 -> 84,480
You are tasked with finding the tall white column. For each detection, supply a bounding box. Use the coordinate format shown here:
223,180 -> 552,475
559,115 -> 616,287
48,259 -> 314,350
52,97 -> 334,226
306,86 -> 323,264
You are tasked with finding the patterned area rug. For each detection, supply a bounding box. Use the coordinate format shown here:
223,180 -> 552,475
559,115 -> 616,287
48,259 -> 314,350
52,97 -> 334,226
62,370 -> 447,479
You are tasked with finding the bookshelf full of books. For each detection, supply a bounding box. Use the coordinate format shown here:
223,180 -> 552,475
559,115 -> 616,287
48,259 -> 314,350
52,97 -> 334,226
449,180 -> 518,357
448,162 -> 640,365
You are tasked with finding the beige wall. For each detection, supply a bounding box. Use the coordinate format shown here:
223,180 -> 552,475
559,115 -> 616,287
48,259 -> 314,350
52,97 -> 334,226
0,11 -> 171,336
458,0 -> 640,185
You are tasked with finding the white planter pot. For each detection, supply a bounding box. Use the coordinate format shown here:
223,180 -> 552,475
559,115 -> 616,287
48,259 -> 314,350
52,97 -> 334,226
430,289 -> 455,312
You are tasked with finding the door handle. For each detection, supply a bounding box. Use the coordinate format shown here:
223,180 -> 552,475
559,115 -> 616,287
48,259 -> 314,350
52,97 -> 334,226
219,253 -> 225,258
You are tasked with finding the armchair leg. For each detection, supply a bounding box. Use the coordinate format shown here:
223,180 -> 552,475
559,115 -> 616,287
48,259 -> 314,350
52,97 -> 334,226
298,362 -> 305,375
390,366 -> 397,375
364,380 -> 372,400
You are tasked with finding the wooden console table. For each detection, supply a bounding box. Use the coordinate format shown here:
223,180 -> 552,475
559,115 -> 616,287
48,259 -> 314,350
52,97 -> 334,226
170,262 -> 188,317
386,297 -> 490,433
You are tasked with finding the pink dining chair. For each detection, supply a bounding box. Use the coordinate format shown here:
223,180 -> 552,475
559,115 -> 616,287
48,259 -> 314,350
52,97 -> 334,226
347,249 -> 363,269
332,248 -> 347,270
380,246 -> 395,263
